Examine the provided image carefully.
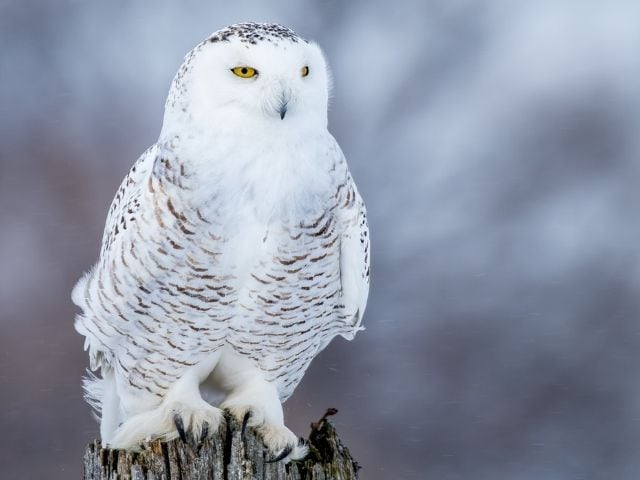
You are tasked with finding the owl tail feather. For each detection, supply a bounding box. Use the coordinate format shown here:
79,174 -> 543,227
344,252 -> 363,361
82,369 -> 104,421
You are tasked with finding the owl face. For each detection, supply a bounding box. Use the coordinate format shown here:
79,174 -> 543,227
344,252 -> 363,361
167,24 -> 331,136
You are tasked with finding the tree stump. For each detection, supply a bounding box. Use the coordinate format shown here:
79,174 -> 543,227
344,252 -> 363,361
83,409 -> 360,479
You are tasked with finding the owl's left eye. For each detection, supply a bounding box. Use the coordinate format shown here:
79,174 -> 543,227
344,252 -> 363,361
231,66 -> 258,78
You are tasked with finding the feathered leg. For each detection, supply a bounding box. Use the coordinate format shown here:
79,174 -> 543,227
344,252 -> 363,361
109,357 -> 223,449
213,347 -> 307,462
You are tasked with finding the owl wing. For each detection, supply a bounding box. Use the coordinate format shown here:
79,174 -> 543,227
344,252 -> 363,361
100,146 -> 156,256
337,173 -> 370,340
74,144 -> 230,394
72,146 -> 157,367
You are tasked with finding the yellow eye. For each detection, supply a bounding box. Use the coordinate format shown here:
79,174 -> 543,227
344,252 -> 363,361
231,66 -> 257,78
301,66 -> 310,77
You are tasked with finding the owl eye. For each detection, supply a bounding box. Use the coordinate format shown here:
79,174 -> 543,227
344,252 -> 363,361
231,66 -> 258,78
301,66 -> 309,77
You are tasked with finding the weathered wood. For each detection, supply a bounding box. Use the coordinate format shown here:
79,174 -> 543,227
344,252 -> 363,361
83,409 -> 360,479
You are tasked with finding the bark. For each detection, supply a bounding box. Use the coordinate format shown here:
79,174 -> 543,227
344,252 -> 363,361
83,409 -> 360,480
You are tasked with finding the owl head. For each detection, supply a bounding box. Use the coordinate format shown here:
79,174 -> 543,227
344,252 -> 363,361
161,23 -> 331,139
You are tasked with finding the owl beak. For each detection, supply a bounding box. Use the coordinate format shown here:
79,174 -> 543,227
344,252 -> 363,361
277,87 -> 290,120
278,99 -> 288,120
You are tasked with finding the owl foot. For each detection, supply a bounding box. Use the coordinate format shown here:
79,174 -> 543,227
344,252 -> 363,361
223,404 -> 307,462
109,399 -> 222,449
169,401 -> 223,445
173,408 -> 216,445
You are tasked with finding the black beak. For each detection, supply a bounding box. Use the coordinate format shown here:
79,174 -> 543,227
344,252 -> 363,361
278,90 -> 289,120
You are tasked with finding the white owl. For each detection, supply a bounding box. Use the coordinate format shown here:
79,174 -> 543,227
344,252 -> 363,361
72,23 -> 369,461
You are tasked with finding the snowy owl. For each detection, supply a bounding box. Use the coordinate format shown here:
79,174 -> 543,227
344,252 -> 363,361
72,22 -> 369,461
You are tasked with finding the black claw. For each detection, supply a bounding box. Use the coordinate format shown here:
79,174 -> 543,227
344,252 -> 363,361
200,422 -> 209,443
266,444 -> 293,463
173,413 -> 188,443
241,411 -> 251,440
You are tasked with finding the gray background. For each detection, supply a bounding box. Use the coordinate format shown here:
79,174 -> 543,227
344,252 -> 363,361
1,1 -> 639,478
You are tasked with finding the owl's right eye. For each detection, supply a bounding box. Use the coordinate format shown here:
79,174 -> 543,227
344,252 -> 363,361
231,66 -> 258,78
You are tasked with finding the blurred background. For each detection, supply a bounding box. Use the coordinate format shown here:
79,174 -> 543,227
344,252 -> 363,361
1,0 -> 640,478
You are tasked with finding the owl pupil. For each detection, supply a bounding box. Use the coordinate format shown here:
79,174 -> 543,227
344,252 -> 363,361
241,68 -> 248,74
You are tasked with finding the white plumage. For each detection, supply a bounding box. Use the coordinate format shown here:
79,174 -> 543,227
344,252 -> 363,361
72,23 -> 369,460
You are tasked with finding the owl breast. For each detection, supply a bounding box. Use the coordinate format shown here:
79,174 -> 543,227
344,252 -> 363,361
194,198 -> 347,400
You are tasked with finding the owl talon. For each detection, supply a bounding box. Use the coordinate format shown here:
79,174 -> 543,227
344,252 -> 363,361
200,421 -> 209,443
241,411 -> 251,440
173,413 -> 188,443
266,444 -> 293,463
